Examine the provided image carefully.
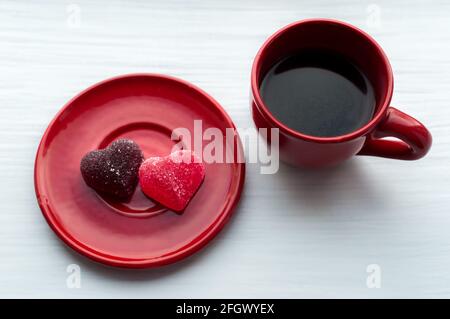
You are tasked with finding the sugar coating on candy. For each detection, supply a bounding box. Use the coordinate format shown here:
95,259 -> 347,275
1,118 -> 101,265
80,139 -> 144,200
139,150 -> 206,212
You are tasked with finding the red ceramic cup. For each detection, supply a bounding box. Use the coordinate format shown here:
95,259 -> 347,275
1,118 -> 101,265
251,19 -> 432,167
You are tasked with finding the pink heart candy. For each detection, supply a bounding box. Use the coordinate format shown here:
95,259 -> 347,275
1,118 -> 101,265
139,150 -> 206,212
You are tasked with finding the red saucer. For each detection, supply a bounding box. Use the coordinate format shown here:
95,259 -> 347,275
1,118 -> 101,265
34,74 -> 245,268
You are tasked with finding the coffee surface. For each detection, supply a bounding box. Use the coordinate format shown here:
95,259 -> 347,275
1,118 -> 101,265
260,50 -> 376,137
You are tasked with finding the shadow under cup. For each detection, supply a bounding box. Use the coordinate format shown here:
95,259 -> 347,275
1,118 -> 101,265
251,19 -> 395,167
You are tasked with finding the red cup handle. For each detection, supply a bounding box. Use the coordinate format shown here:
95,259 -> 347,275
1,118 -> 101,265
357,107 -> 432,160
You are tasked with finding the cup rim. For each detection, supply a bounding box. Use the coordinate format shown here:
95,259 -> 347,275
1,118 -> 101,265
251,18 -> 394,144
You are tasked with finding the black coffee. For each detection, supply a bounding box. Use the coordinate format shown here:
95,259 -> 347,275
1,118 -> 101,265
260,50 -> 376,137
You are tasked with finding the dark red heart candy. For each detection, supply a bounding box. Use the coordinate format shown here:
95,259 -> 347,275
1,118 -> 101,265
80,139 -> 144,200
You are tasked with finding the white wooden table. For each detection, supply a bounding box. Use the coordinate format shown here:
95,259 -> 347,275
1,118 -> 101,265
1,0 -> 449,298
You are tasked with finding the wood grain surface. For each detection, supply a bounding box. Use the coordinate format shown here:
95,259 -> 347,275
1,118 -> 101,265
0,0 -> 449,298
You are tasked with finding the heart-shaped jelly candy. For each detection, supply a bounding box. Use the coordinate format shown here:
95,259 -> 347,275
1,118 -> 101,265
139,150 -> 206,212
80,139 -> 144,200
